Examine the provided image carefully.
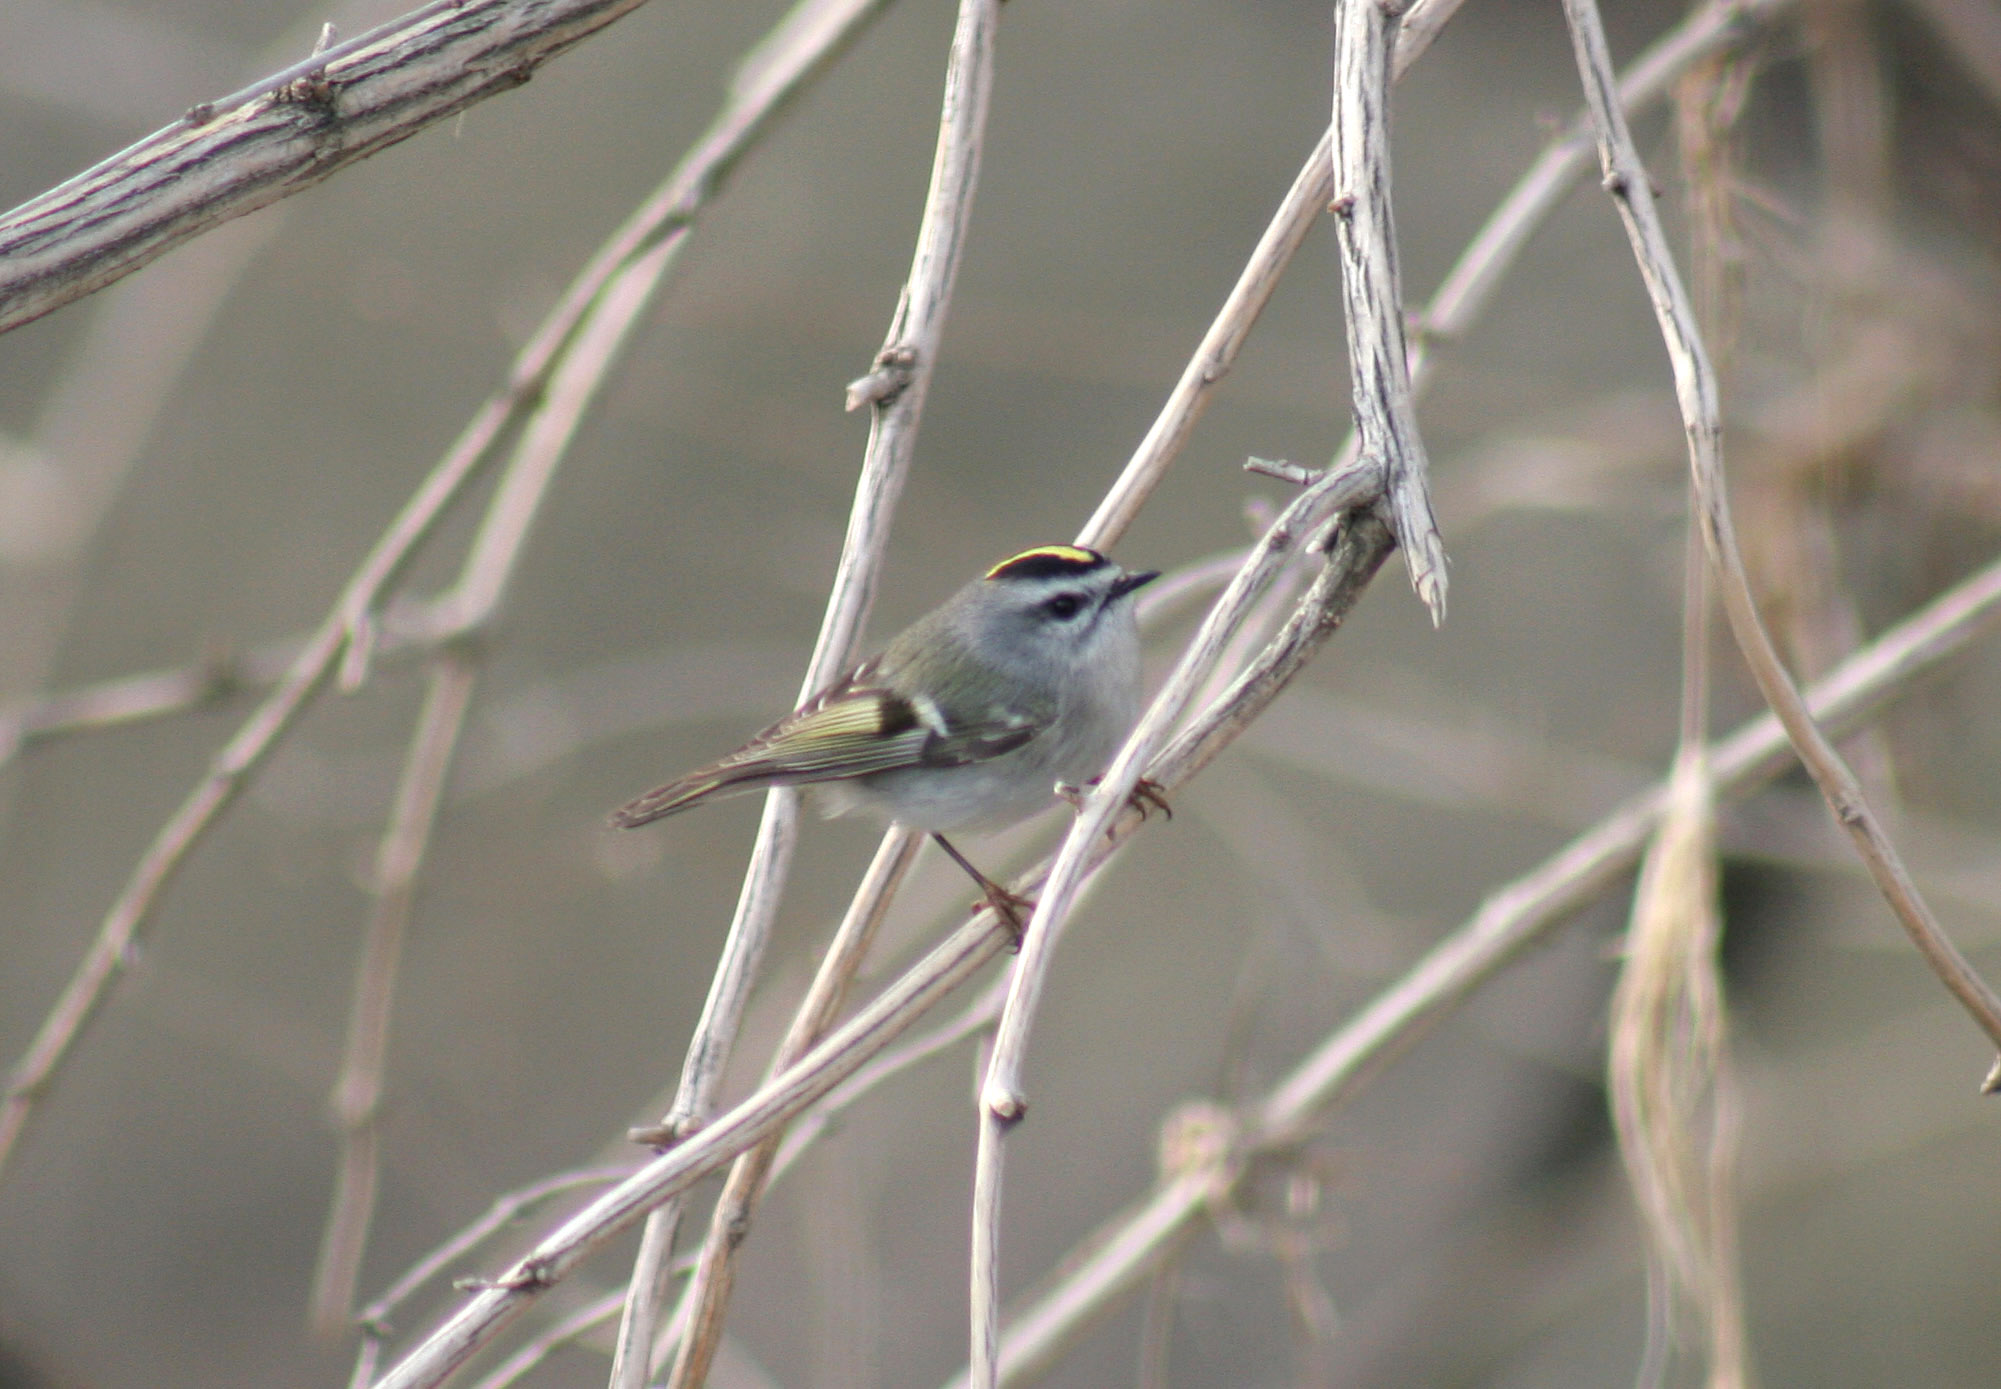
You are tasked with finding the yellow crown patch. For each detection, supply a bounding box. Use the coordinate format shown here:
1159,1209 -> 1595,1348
984,545 -> 1106,580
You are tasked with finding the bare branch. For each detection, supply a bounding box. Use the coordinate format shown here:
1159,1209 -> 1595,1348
0,0 -> 892,1189
464,1291 -> 627,1389
958,546 -> 2001,1387
967,496 -> 1390,1388
1331,0 -> 1447,622
369,491 -> 1401,1389
664,831 -> 921,1389
606,0 -> 1001,1379
311,653 -> 481,1337
1557,0 -> 2001,1073
0,0 -> 660,336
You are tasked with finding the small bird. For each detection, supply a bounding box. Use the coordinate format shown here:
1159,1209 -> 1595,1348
611,544 -> 1160,934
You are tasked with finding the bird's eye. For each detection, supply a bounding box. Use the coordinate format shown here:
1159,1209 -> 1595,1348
1043,593 -> 1084,620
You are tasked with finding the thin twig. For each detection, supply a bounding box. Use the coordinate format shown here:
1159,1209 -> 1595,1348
664,831 -> 921,1389
320,180 -> 696,1334
1420,0 -> 1789,350
0,477 -> 471,1182
0,0 -> 1759,768
967,498 -> 1390,1388
367,497 -> 1399,1389
364,0 -> 1784,1368
312,652 -> 482,1337
1078,129 -> 1333,547
1330,0 -> 1447,622
1557,0 -> 2001,1075
357,1167 -> 640,1346
955,545 -> 2001,1387
605,1 -> 998,1381
1078,0 -> 1480,552
0,0 -> 658,335
0,0 -> 891,1190
463,1290 -> 628,1389
372,533 -> 2001,1389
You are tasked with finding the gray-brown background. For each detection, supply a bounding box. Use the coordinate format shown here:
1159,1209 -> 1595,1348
2,0 -> 1999,1385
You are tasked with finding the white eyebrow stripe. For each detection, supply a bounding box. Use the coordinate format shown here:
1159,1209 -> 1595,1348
911,693 -> 950,737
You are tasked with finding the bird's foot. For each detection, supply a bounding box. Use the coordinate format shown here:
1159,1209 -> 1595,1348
976,881 -> 1037,952
1128,777 -> 1173,821
1055,776 -> 1173,824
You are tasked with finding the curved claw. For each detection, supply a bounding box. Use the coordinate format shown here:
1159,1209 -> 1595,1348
1128,777 -> 1173,822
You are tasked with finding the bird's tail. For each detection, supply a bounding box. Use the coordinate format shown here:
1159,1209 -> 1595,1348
609,768 -> 768,828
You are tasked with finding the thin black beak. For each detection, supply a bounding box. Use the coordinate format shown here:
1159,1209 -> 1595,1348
1109,569 -> 1160,602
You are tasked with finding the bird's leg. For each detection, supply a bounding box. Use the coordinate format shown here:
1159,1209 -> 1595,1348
932,833 -> 1033,950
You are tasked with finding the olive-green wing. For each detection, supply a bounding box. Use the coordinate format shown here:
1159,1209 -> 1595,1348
611,674 -> 1045,828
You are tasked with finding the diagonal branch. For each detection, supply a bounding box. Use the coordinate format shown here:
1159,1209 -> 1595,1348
311,652 -> 482,1338
663,831 -> 921,1389
368,490 -> 1400,1389
0,0 -> 659,335
967,464 -> 1381,1389
604,1 -> 1000,1381
955,544 -> 2001,1387
1557,0 -> 2001,1080
0,0 -> 893,1189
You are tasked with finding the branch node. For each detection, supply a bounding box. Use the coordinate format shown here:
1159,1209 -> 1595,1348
983,1085 -> 1027,1125
844,344 -> 920,410
1244,456 -> 1320,487
338,613 -> 378,693
627,1115 -> 697,1150
1328,193 -> 1356,218
183,102 -> 216,127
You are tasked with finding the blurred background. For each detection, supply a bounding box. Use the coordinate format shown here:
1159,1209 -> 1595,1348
2,0 -> 2000,1385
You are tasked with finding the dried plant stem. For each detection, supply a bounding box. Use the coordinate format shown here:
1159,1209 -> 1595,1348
664,831 -> 921,1389
358,1167 -> 639,1342
1079,127 -> 1332,547
1421,0 -> 1791,352
369,501 -> 1397,1389
328,85 -> 758,1339
372,535 -> 2001,1389
465,1291 -> 630,1389
955,547 -> 2001,1387
0,0 -> 1776,770
0,0 -> 665,335
605,2 -> 998,1381
1557,0 -> 2001,1075
1330,0 -> 1447,622
313,652 -> 481,1338
0,496 -> 460,1181
967,498 -> 1390,1388
0,0 -> 891,1192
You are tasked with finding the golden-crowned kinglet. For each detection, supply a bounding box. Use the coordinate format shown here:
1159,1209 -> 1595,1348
612,544 -> 1159,930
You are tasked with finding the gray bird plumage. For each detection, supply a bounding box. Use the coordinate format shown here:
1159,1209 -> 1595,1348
612,544 -> 1156,835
